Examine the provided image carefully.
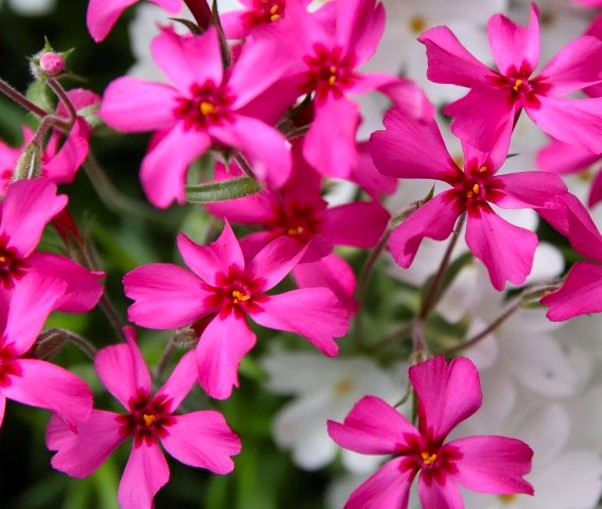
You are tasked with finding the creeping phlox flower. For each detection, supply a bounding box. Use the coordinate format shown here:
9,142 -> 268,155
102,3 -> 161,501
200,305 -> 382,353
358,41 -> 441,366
328,356 -> 534,509
87,0 -> 182,42
370,107 -> 569,290
124,222 -> 351,399
206,141 -> 390,309
47,327 -> 241,509
0,178 -> 103,312
272,0 -> 433,178
420,4 -> 602,154
0,273 -> 92,430
100,26 -> 294,208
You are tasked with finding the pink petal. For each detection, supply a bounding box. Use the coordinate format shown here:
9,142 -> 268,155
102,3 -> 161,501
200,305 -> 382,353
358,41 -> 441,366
209,116 -> 292,187
419,26 -> 492,87
220,11 -> 249,40
465,206 -> 537,291
0,396 -> 5,429
418,474 -> 464,509
141,124 -> 211,208
489,171 -> 568,209
350,142 -> 397,199
303,97 -> 360,179
376,77 -> 435,122
538,36 -> 602,96
160,410 -> 241,473
409,356 -> 482,443
370,107 -> 457,181
176,223 -> 245,285
118,443 -> 169,509
196,313 -> 256,400
4,273 -> 67,355
388,190 -> 462,269
99,78 -> 179,132
487,4 -> 540,76
47,410 -> 125,477
450,435 -> 534,495
151,27 -> 223,94
94,341 -> 151,409
328,396 -> 418,454
4,359 -> 92,428
155,351 -> 197,412
247,236 -> 306,291
542,262 -> 602,321
1,179 -> 67,258
250,288 -> 350,356
344,457 -> 415,509
86,0 -> 138,42
445,85 -> 515,155
293,254 -> 357,312
336,0 -> 384,65
124,263 -> 210,329
526,96 -> 602,154
43,118 -> 90,184
27,252 -> 104,313
589,167 -> 602,207
536,138 -> 600,174
55,88 -> 101,118
323,201 -> 389,248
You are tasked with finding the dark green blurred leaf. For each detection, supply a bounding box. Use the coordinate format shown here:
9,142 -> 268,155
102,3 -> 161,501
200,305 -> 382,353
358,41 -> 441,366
186,177 -> 261,203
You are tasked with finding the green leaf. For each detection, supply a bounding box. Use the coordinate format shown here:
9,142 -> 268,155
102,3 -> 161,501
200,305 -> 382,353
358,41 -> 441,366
186,177 -> 261,203
26,80 -> 54,112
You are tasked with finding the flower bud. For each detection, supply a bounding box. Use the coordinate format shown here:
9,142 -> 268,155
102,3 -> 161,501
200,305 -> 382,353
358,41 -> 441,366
39,52 -> 66,77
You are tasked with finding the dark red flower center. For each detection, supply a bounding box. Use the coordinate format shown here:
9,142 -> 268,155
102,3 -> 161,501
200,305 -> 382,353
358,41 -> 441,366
118,390 -> 175,447
302,44 -> 358,102
242,0 -> 286,28
0,242 -> 26,289
267,201 -> 324,243
399,434 -> 462,484
488,62 -> 551,107
205,266 -> 268,317
0,344 -> 20,388
174,81 -> 235,131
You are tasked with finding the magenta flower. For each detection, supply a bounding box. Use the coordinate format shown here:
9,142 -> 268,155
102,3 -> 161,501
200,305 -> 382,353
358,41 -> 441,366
272,0 -> 432,178
0,273 -> 92,430
124,222 -> 351,399
328,356 -> 534,509
47,327 -> 241,509
0,178 -> 103,312
87,0 -> 181,42
420,4 -> 602,153
100,27 -> 293,208
370,107 -> 568,290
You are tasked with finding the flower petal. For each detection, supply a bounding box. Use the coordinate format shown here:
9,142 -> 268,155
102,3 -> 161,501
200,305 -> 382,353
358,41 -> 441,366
247,236 -> 306,291
418,473 -> 464,509
249,288 -> 350,356
465,206 -> 537,291
47,410 -> 125,477
409,356 -> 482,443
196,313 -> 256,400
155,351 -> 197,412
161,411 -> 241,473
124,263 -> 210,329
323,201 -> 390,248
118,443 -> 169,509
86,0 -> 138,42
489,171 -> 567,209
327,395 -> 418,455
450,435 -> 534,495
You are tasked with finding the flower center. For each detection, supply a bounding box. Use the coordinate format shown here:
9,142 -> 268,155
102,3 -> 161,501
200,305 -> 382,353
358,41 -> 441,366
0,245 -> 26,289
302,44 -> 357,101
269,201 -> 323,243
206,266 -> 268,316
174,81 -> 235,130
499,494 -> 517,504
408,14 -> 427,34
420,451 -> 438,466
118,391 -> 175,447
243,0 -> 286,28
0,345 -> 20,388
231,289 -> 251,304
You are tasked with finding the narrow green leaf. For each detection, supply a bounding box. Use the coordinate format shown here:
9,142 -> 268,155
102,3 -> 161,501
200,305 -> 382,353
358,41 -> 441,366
186,177 -> 261,203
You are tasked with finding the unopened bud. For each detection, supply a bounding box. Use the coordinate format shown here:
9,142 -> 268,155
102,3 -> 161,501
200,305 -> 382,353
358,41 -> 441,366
39,52 -> 66,77
34,329 -> 68,359
12,143 -> 42,181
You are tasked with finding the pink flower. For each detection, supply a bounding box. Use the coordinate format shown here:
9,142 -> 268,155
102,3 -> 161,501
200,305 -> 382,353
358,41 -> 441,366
87,0 -> 181,42
0,179 -> 103,312
124,222 -> 352,399
47,327 -> 241,509
100,27 -> 293,208
328,356 -> 534,509
272,0 -> 433,178
0,89 -> 98,194
0,273 -> 93,430
541,194 -> 602,320
370,107 -> 568,291
420,4 -> 602,153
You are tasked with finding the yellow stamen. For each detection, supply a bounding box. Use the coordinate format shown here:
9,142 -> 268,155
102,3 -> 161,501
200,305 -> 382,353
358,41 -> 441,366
269,4 -> 279,13
334,378 -> 353,394
420,451 -> 437,465
478,165 -> 488,174
199,101 -> 216,116
409,15 -> 427,33
499,494 -> 517,504
232,290 -> 251,304
472,183 -> 480,194
287,225 -> 304,236
0,256 -> 7,264
512,79 -> 523,92
142,414 -> 157,427
328,75 -> 337,85
270,13 -> 281,21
